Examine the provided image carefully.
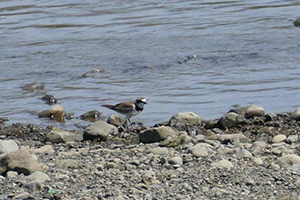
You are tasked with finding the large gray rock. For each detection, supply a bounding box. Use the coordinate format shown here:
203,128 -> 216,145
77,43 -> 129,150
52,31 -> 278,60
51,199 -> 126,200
46,129 -> 82,143
217,112 -> 244,129
0,140 -> 19,154
83,121 -> 118,141
0,149 -> 42,175
139,126 -> 178,143
291,107 -> 300,121
276,154 -> 300,168
169,112 -> 201,127
231,105 -> 265,119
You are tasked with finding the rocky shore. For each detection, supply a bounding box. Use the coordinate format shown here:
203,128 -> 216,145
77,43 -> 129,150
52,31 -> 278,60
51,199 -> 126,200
1,105 -> 300,200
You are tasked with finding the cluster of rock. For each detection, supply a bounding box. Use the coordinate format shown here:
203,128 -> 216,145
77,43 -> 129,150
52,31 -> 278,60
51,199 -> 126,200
1,105 -> 300,199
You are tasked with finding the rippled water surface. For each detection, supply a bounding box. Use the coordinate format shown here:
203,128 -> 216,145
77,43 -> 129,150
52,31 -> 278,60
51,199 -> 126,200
0,0 -> 300,128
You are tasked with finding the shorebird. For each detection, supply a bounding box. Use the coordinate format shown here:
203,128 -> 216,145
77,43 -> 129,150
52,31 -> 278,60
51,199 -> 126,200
102,97 -> 147,131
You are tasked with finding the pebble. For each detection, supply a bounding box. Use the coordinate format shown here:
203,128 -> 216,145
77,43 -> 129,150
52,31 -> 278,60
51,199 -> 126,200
211,159 -> 234,169
168,156 -> 183,166
272,135 -> 287,143
252,157 -> 263,165
236,148 -> 253,158
244,177 -> 255,186
6,171 -> 18,178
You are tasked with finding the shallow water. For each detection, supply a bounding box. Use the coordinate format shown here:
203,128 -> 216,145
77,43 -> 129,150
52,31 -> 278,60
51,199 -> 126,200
0,0 -> 300,128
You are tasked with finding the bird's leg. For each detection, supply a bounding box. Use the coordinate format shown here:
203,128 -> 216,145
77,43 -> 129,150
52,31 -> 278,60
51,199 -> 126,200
125,116 -> 129,132
128,117 -> 133,127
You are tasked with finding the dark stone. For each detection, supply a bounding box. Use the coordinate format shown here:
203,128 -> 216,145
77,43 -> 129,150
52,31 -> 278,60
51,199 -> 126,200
80,110 -> 103,122
41,95 -> 57,104
294,17 -> 300,27
21,83 -> 45,92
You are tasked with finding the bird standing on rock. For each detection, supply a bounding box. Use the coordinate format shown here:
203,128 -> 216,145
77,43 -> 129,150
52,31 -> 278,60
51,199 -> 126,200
102,97 -> 147,131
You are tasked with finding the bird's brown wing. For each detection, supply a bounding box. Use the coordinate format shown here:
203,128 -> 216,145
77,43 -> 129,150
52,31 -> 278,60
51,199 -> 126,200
101,104 -> 115,110
113,101 -> 134,113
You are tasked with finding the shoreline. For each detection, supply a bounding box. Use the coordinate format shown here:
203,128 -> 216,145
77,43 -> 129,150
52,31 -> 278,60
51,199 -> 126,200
1,105 -> 300,199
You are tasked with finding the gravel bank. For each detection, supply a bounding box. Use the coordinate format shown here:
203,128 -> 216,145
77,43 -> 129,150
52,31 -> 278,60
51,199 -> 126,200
1,106 -> 300,199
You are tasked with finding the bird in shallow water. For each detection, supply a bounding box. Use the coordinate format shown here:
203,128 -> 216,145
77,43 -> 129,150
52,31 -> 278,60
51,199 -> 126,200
102,97 -> 147,131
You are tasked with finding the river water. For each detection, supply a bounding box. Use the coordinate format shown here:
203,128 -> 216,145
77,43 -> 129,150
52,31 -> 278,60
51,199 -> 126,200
0,0 -> 300,128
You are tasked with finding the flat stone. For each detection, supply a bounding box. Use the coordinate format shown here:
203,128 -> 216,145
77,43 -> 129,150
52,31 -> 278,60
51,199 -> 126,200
231,105 -> 265,118
272,134 -> 286,143
276,154 -> 300,168
54,159 -> 80,169
169,112 -> 201,127
30,145 -> 54,154
26,171 -> 50,184
139,126 -> 178,143
83,121 -> 118,141
0,140 -> 19,154
148,147 -> 169,155
21,83 -> 44,92
211,159 -> 233,169
46,129 -> 81,143
217,146 -> 235,155
208,133 -> 248,143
